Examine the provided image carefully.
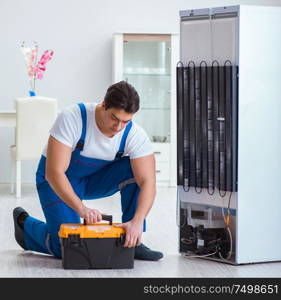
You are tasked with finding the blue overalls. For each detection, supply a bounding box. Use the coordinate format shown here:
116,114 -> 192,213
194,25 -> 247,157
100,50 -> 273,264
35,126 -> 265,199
22,103 -> 145,258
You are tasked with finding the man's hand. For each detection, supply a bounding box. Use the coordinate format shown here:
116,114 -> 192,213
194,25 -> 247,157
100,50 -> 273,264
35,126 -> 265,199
78,206 -> 102,224
115,220 -> 143,248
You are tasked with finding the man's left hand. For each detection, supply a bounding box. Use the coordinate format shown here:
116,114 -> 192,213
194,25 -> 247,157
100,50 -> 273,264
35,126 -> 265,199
114,219 -> 143,248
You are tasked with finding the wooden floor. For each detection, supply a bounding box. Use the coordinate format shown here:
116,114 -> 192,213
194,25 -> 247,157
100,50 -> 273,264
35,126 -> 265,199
1,183 -> 281,278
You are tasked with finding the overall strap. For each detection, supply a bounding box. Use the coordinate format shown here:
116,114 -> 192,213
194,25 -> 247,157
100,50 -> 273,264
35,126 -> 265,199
115,121 -> 133,159
75,103 -> 87,151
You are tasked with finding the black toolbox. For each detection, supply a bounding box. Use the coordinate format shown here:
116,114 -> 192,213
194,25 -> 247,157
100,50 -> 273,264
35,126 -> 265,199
59,215 -> 134,269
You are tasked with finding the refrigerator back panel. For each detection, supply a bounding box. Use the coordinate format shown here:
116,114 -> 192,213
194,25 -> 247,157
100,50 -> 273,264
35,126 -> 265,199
177,63 -> 238,192
178,7 -> 239,193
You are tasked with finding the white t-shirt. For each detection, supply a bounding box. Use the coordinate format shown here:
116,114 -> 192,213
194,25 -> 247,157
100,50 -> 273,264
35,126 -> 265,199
42,102 -> 153,160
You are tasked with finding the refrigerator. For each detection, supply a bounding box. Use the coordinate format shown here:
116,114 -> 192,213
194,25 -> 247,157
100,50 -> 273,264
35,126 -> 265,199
177,5 -> 281,264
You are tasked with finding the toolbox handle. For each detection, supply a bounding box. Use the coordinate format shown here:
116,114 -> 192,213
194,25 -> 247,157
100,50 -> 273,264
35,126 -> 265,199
83,214 -> 113,225
101,214 -> 113,225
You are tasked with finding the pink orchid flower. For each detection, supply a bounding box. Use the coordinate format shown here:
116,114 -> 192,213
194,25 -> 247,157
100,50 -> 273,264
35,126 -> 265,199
34,50 -> 54,79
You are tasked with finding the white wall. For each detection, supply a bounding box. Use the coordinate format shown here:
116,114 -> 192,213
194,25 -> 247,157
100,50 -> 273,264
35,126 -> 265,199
1,0 -> 280,183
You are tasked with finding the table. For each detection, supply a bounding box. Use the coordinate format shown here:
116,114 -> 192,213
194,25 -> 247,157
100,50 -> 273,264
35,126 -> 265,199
0,111 -> 16,190
0,111 -> 16,127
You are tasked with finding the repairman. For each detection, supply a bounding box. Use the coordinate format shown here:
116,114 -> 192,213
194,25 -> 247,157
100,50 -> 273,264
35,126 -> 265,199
13,81 -> 163,261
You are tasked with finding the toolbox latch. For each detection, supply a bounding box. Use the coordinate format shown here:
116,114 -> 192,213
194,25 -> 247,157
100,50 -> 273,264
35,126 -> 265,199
68,234 -> 81,246
116,234 -> 126,247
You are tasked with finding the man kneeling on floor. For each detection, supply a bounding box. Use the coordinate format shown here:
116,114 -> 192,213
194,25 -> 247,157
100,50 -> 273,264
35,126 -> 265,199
13,81 -> 163,261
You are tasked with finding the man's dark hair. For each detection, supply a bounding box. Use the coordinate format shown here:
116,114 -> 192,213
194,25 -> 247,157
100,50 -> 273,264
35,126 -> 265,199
104,81 -> 140,113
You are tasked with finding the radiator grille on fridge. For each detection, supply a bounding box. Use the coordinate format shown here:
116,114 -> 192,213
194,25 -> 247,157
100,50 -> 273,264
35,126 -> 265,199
177,60 -> 238,194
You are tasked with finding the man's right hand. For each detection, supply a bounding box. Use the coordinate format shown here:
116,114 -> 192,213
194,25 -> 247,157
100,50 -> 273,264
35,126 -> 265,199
78,206 -> 102,224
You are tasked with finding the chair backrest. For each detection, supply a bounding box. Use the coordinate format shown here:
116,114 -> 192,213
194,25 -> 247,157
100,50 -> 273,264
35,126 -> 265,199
15,96 -> 58,160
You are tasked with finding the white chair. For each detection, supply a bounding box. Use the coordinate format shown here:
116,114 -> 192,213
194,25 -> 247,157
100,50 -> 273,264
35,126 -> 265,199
10,96 -> 58,198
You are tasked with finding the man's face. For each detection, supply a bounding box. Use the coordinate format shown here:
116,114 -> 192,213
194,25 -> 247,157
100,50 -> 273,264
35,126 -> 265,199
102,105 -> 134,136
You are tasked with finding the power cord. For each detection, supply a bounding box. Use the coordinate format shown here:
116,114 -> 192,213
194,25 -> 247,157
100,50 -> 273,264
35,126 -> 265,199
219,191 -> 233,260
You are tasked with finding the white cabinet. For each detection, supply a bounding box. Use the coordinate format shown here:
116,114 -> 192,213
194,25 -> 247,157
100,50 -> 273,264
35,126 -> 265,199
153,142 -> 170,182
113,33 -> 179,186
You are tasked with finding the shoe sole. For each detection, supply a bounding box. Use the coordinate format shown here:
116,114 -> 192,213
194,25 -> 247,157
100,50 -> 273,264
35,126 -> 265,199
13,207 -> 28,250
